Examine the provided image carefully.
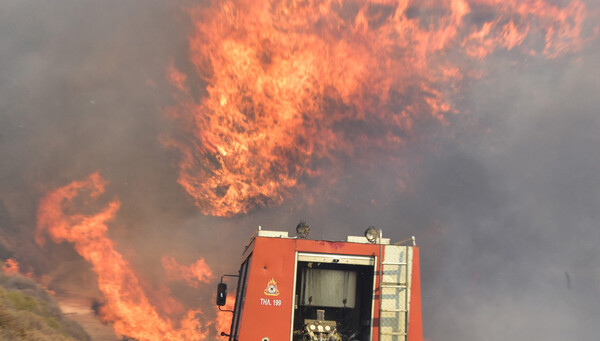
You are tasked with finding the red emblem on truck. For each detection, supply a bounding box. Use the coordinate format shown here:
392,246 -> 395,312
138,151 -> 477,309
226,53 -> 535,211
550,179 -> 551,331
264,278 -> 280,296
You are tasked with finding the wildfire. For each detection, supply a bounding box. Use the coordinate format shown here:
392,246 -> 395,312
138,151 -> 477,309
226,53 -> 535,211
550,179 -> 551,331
215,300 -> 235,337
165,0 -> 595,217
27,1 -> 598,339
162,255 -> 213,288
35,173 -> 213,340
2,258 -> 20,276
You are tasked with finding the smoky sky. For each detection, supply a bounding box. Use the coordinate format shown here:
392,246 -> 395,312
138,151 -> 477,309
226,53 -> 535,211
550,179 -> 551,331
2,0 -> 600,340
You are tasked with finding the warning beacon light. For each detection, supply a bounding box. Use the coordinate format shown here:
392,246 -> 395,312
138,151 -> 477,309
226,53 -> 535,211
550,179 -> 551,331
364,226 -> 379,243
296,221 -> 310,239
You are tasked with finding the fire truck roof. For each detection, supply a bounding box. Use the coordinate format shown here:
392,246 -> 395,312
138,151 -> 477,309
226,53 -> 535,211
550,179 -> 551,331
254,227 -> 393,244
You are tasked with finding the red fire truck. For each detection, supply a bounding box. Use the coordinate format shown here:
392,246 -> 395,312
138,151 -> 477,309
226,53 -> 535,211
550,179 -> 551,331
216,224 -> 422,341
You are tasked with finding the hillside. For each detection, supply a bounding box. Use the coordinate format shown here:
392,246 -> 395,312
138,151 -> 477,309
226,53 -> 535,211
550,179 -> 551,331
0,271 -> 90,341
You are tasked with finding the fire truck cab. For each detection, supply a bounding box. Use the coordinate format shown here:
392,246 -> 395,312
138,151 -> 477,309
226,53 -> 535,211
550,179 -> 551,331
217,225 -> 422,341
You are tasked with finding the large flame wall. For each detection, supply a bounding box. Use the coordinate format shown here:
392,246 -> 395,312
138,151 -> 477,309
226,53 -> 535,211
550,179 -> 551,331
165,0 -> 592,216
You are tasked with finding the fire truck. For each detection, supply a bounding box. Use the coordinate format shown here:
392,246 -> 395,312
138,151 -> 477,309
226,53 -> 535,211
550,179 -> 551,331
216,224 -> 422,341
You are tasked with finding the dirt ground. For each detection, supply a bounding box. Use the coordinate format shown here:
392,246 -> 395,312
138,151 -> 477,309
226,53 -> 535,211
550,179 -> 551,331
57,297 -> 119,341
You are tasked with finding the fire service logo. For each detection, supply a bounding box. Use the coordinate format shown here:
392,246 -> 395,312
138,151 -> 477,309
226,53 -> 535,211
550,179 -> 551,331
264,278 -> 280,296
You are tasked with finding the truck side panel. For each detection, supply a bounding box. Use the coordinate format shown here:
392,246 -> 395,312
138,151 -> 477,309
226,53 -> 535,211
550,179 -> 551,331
237,238 -> 296,340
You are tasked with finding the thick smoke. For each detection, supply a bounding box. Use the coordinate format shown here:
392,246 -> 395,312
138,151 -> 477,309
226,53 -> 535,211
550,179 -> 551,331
1,0 -> 600,340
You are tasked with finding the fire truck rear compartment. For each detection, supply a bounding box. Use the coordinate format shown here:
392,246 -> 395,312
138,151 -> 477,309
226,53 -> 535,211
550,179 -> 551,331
293,259 -> 374,341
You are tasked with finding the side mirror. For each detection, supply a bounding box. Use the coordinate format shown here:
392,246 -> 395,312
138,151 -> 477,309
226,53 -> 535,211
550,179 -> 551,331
216,282 -> 227,306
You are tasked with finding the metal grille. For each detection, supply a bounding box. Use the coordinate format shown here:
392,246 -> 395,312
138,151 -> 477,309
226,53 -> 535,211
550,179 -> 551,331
379,245 -> 411,341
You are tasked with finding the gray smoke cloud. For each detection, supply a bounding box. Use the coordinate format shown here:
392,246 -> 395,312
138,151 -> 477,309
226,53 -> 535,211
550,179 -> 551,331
1,0 -> 600,340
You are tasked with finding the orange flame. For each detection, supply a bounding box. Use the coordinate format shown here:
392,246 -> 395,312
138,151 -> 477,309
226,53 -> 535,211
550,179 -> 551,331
215,300 -> 235,338
162,255 -> 213,288
165,0 -> 596,217
2,258 -> 20,276
36,173 -> 212,340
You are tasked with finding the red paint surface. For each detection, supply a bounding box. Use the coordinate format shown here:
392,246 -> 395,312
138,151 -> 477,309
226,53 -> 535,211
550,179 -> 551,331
408,247 -> 423,341
236,237 -> 296,340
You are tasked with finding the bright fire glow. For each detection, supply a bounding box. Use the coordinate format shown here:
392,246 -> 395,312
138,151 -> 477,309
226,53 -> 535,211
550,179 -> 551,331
215,300 -> 235,336
162,255 -> 213,288
2,258 -> 20,276
36,173 -> 213,340
165,0 -> 595,217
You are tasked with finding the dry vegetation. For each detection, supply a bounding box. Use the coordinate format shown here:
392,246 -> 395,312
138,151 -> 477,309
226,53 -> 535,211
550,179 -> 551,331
0,268 -> 90,341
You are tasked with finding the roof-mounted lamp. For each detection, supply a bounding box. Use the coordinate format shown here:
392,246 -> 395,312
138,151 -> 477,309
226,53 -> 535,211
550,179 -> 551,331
365,226 -> 379,243
296,221 -> 310,239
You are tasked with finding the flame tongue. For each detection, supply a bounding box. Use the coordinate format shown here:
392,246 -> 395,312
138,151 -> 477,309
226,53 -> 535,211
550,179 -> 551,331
162,255 -> 212,288
36,173 -> 211,340
2,258 -> 20,276
166,0 -> 593,217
